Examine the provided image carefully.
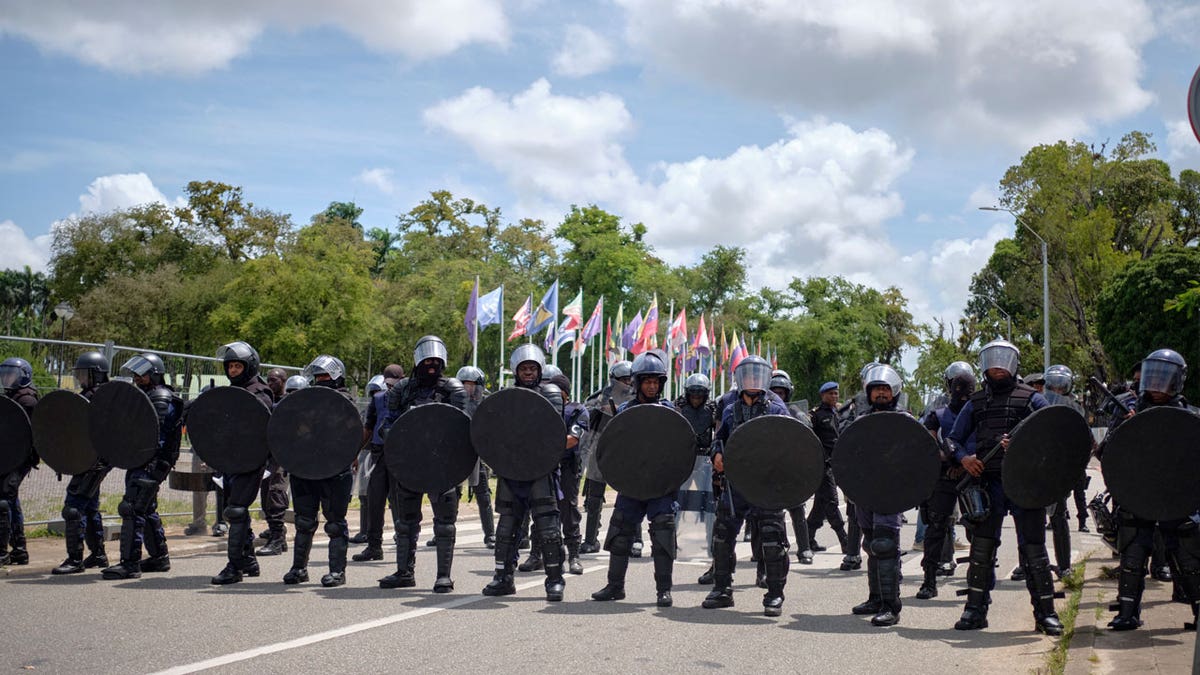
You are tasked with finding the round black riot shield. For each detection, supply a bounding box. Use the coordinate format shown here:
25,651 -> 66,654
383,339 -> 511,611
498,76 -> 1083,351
1001,404 -> 1093,509
832,411 -> 941,514
0,395 -> 33,474
723,415 -> 825,511
32,390 -> 96,475
596,404 -> 697,501
187,386 -> 272,475
267,386 -> 362,480
470,387 -> 565,482
1101,406 -> 1200,521
88,380 -> 159,470
385,403 -> 477,494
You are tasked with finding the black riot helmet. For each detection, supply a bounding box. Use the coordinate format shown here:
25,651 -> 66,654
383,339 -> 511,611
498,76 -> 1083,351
216,341 -> 260,386
684,373 -> 711,400
769,370 -> 793,400
0,357 -> 33,390
1044,364 -> 1074,395
943,361 -> 977,403
73,351 -> 110,390
631,351 -> 668,392
119,353 -> 166,387
609,360 -> 632,384
1139,349 -> 1187,397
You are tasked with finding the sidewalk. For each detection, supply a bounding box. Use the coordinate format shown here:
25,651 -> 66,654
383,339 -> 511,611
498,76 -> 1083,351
1065,548 -> 1198,674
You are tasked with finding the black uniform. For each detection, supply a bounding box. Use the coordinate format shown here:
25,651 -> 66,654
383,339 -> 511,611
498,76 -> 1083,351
806,402 -> 849,554
0,383 -> 38,566
211,377 -> 275,584
53,382 -> 114,574
376,374 -> 468,592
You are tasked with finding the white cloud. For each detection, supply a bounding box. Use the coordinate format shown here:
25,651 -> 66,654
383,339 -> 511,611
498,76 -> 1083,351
965,184 -> 999,212
424,78 -> 638,199
78,173 -> 176,214
356,168 -> 396,194
1156,1 -> 1200,47
1166,118 -> 1200,164
551,24 -> 616,77
0,220 -> 52,272
0,0 -> 508,74
615,0 -> 1156,147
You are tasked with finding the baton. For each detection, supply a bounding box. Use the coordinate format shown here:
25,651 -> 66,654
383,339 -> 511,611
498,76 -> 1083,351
955,439 -> 1005,492
1088,376 -> 1130,415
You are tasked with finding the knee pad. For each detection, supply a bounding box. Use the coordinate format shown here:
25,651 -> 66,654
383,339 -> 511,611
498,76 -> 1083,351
604,511 -> 634,555
869,534 -> 899,560
649,514 -> 676,560
324,521 -> 345,538
295,514 -> 319,534
61,506 -> 81,523
433,522 -> 455,539
117,499 -> 136,519
758,518 -> 789,562
223,506 -> 250,523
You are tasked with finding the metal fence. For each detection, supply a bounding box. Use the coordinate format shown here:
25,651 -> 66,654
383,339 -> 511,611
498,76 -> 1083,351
2,335 -> 303,529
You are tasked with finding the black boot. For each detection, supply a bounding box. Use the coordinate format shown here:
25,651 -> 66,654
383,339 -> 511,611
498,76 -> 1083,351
9,529 -> 28,565
322,526 -> 349,588
698,563 -> 715,585
285,521 -> 315,585
53,518 -> 86,575
352,544 -> 383,562
580,510 -> 601,554
915,564 -> 938,599
763,582 -> 785,617
592,554 -> 628,601
433,528 -> 455,593
83,531 -> 108,569
1021,544 -> 1064,636
653,550 -> 673,607
1108,563 -> 1145,631
102,515 -> 142,580
871,532 -> 902,626
702,586 -> 734,609
852,556 -> 883,615
211,562 -> 244,585
256,533 -> 287,556
955,536 -> 996,630
567,539 -> 584,575
518,540 -> 544,572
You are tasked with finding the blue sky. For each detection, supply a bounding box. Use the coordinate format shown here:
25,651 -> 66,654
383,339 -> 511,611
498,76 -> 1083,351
2,0 -> 1199,334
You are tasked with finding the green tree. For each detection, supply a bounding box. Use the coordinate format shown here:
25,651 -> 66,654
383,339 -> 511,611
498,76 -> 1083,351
175,181 -> 291,261
1096,246 -> 1200,400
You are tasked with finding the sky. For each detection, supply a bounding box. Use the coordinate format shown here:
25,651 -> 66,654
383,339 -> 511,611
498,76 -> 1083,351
2,0 -> 1200,340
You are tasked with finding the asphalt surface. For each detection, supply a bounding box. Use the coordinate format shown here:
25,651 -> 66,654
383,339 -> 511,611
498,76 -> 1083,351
1,506 -> 1079,675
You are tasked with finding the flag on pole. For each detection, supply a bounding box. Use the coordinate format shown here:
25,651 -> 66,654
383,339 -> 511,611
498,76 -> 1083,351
694,314 -> 710,357
561,289 -> 584,331
730,332 -> 746,372
720,325 -> 729,366
632,295 -> 659,355
581,297 -> 603,341
667,308 -> 688,349
508,295 -> 532,341
477,285 -> 503,327
528,280 -> 559,336
621,310 -> 643,351
464,277 -> 479,345
770,344 -> 778,369
605,318 -> 617,362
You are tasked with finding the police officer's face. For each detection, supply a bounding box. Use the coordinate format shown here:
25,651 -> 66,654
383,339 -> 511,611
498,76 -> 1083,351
616,375 -> 632,387
421,358 -> 441,377
225,362 -> 245,379
1146,390 -> 1171,404
868,387 -> 893,405
463,381 -> 477,397
133,373 -> 152,388
516,362 -> 539,385
639,377 -> 660,399
688,393 -> 705,408
821,389 -> 839,406
770,387 -> 788,400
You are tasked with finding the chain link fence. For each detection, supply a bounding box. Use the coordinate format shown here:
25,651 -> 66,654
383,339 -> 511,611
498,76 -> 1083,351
2,335 -> 303,530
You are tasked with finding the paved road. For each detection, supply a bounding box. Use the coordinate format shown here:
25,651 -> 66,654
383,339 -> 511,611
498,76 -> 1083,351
2,507 -> 1081,674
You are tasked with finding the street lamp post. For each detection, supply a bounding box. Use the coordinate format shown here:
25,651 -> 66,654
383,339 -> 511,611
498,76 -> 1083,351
979,206 -> 1050,373
982,296 -> 1012,341
53,302 -> 75,388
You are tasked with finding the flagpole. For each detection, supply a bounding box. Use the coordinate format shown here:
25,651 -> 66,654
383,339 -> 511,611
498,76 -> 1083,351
472,276 -> 480,370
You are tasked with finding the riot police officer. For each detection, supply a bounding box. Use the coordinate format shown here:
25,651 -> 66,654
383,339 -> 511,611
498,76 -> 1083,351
0,357 -> 39,566
914,361 -> 975,599
256,369 -> 293,556
457,365 -> 496,548
592,352 -> 677,607
101,354 -> 183,580
703,355 -> 792,617
1043,364 -> 1087,577
806,382 -> 850,559
376,337 -> 468,592
353,365 -> 404,561
675,374 -> 719,584
52,352 -> 114,574
211,342 -> 277,585
282,355 -> 355,588
1100,349 -> 1200,631
350,374 -> 387,547
846,364 -> 907,627
579,360 -> 634,553
946,339 -> 1063,635
482,344 -> 571,602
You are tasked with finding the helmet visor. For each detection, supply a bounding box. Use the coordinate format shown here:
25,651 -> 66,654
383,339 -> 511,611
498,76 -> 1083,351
1140,360 -> 1183,396
979,345 -> 1019,377
735,360 -> 772,391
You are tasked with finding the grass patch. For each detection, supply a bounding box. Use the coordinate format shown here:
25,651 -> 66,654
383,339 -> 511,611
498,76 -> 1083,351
1045,559 -> 1089,675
